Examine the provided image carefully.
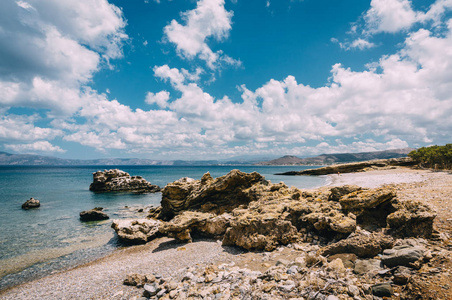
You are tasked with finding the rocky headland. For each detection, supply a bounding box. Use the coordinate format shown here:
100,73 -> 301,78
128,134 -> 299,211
89,169 -> 160,193
2,168 -> 451,300
276,157 -> 416,176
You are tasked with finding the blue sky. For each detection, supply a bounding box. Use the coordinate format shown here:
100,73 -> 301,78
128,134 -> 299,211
0,0 -> 451,160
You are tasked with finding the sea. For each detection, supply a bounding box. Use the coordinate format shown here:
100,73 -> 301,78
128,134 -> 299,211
0,165 -> 327,290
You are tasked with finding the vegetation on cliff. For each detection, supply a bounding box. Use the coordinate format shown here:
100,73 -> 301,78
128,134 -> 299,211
408,144 -> 452,170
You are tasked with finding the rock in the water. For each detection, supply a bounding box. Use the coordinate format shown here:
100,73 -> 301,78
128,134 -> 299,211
21,197 -> 40,209
159,170 -> 268,220
111,219 -> 161,244
89,169 -> 160,193
371,282 -> 393,297
80,207 -> 109,221
320,231 -> 394,258
381,245 -> 425,267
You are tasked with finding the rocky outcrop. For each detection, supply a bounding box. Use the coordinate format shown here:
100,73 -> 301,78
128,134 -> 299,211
276,157 -> 415,175
386,200 -> 437,238
320,231 -> 394,258
111,219 -> 161,244
159,170 -> 268,220
89,169 -> 160,193
79,207 -> 109,221
21,197 -> 40,209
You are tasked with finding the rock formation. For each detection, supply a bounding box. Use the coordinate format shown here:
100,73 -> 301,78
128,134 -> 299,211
89,169 -> 160,193
21,197 -> 40,209
111,219 -> 161,244
79,207 -> 109,221
276,157 -> 415,175
159,170 -> 268,220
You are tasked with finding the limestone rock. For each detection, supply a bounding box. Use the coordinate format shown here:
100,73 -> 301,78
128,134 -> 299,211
79,207 -> 109,221
21,197 -> 40,209
222,211 -> 299,251
89,169 -> 160,193
328,185 -> 362,201
320,232 -> 394,258
339,187 -> 396,215
381,245 -> 425,268
160,211 -> 233,242
111,219 -> 161,244
386,200 -> 436,238
159,170 -> 268,220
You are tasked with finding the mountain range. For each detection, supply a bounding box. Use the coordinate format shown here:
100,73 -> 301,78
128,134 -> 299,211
255,148 -> 414,166
0,148 -> 413,166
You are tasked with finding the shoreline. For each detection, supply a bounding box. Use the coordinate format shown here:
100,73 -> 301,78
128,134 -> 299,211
1,166 -> 451,299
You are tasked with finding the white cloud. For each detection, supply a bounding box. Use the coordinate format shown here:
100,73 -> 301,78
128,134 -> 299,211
0,114 -> 62,142
364,0 -> 417,33
5,141 -> 65,153
363,0 -> 452,34
145,91 -> 170,108
332,37 -> 376,51
163,0 -> 237,69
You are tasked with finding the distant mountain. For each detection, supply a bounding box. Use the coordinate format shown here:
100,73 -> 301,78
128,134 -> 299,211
255,148 -> 414,166
0,151 -> 253,166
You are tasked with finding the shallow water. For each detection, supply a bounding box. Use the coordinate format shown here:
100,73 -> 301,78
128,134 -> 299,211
0,165 -> 324,289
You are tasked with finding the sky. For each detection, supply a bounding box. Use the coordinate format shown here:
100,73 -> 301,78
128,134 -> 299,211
0,0 -> 451,160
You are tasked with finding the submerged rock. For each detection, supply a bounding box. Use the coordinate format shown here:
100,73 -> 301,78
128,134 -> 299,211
79,207 -> 109,221
111,219 -> 161,244
21,197 -> 40,210
89,169 -> 160,193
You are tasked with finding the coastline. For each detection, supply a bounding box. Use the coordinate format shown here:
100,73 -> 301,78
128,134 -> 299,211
1,166 -> 451,299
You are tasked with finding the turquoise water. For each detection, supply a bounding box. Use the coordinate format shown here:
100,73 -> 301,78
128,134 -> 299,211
0,165 -> 325,289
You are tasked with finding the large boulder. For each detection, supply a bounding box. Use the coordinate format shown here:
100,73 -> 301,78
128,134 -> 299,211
21,197 -> 40,209
80,207 -> 109,221
339,187 -> 396,215
159,170 -> 268,220
381,244 -> 425,268
320,231 -> 394,258
158,211 -> 232,243
386,200 -> 436,238
111,219 -> 161,244
89,169 -> 160,193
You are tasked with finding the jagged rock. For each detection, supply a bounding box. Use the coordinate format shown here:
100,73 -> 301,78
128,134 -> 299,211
339,187 -> 396,215
159,170 -> 269,220
301,210 -> 356,234
381,245 -> 425,268
328,185 -> 362,201
111,219 -> 161,244
222,210 -> 299,251
21,197 -> 40,209
320,231 -> 394,258
159,211 -> 226,242
89,169 -> 160,193
386,200 -> 436,238
79,207 -> 109,221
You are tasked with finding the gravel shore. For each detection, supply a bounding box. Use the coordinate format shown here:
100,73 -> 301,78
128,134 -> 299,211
2,167 -> 451,299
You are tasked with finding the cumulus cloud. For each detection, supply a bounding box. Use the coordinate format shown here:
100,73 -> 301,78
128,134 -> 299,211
0,0 -> 127,117
145,91 -> 170,108
5,141 -> 65,153
163,0 -> 240,68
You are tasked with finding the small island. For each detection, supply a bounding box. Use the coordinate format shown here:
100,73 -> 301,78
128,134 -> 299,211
89,169 -> 160,193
